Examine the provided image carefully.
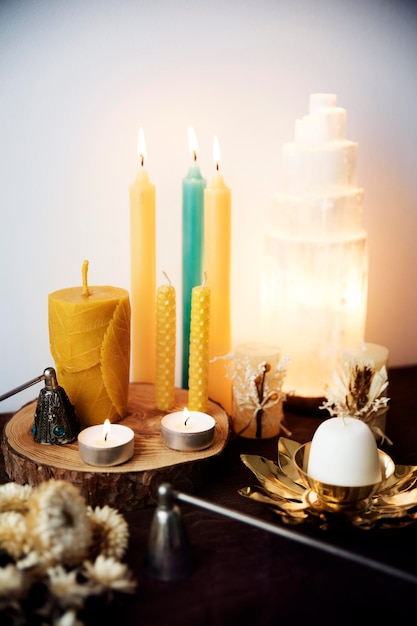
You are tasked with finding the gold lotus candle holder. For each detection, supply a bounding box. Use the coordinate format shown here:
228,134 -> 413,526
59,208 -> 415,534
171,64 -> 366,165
293,441 -> 395,512
240,437 -> 417,530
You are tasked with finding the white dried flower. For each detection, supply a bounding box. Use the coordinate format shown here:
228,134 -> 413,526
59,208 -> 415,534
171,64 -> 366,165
0,482 -> 32,514
88,505 -> 129,560
0,563 -> 27,599
53,609 -> 84,626
321,363 -> 391,442
47,565 -> 90,611
83,555 -> 136,594
26,480 -> 92,566
0,511 -> 31,559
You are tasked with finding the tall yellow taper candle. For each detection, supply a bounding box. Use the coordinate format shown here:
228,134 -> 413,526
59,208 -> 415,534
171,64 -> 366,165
130,127 -> 156,382
48,260 -> 131,426
204,136 -> 232,414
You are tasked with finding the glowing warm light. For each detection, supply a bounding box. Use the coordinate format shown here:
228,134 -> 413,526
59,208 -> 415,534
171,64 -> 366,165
213,136 -> 221,169
188,125 -> 199,161
261,94 -> 368,398
103,419 -> 111,441
137,127 -> 147,165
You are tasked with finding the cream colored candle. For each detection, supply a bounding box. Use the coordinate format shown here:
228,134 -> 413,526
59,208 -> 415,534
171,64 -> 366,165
188,282 -> 211,412
204,136 -> 232,414
48,261 -> 131,426
342,342 -> 389,371
231,342 -> 285,438
155,273 -> 176,411
130,128 -> 156,383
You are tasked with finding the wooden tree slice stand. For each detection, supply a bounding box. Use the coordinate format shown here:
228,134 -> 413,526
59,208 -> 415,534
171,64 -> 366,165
2,383 -> 231,511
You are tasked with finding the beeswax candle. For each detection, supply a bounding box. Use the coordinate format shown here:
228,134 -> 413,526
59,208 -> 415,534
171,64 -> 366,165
182,126 -> 206,388
188,282 -> 210,413
155,273 -> 176,411
204,137 -> 232,414
48,261 -> 131,426
130,128 -> 156,383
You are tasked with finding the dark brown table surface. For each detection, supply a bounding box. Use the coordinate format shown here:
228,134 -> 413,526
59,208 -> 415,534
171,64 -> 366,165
1,365 -> 417,625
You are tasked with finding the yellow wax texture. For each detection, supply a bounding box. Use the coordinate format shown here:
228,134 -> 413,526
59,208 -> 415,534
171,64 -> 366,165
48,285 -> 131,426
155,283 -> 176,411
130,168 -> 156,383
188,285 -> 211,413
204,173 -> 232,414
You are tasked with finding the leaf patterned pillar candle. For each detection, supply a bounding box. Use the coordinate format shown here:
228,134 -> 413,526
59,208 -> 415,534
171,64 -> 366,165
48,261 -> 131,426
188,281 -> 210,413
155,273 -> 176,411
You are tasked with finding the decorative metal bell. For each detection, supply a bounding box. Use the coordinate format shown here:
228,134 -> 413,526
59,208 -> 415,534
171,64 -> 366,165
0,367 -> 79,445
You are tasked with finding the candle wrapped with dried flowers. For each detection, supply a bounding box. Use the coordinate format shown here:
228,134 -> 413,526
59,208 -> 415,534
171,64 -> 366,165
229,342 -> 288,439
320,359 -> 391,443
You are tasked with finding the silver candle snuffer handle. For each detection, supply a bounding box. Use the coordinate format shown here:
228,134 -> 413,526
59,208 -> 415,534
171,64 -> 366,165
0,367 -> 79,445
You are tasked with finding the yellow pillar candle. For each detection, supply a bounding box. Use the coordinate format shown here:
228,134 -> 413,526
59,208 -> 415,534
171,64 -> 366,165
188,281 -> 211,413
130,128 -> 156,383
48,261 -> 131,426
204,136 -> 232,414
155,273 -> 176,411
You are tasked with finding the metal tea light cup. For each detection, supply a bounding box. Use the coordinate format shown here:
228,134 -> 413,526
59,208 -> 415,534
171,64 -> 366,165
293,442 -> 395,512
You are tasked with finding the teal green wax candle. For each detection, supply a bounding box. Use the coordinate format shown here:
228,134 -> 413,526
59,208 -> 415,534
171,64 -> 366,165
182,161 -> 206,388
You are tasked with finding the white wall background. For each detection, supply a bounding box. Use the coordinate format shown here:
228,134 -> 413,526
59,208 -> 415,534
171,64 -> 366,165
1,0 -> 416,412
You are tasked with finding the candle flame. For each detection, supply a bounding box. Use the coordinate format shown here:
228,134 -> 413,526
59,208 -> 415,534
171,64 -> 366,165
103,419 -> 111,441
188,126 -> 198,161
213,136 -> 221,171
183,407 -> 190,426
137,127 -> 147,166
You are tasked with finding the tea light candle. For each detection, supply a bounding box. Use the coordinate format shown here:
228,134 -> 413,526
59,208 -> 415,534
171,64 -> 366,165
78,419 -> 134,466
161,408 -> 215,451
307,417 -> 382,486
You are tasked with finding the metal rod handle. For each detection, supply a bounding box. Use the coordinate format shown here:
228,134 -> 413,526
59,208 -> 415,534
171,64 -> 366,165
173,488 -> 417,586
0,374 -> 45,402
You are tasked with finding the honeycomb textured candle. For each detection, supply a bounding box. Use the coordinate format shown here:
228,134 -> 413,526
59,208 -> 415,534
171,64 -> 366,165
188,285 -> 210,412
155,281 -> 176,411
48,279 -> 131,426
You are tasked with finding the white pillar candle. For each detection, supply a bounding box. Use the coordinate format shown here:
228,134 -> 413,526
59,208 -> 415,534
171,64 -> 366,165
307,417 -> 382,486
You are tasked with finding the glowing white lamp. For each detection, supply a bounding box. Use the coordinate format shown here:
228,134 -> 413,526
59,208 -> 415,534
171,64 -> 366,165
262,93 -> 368,400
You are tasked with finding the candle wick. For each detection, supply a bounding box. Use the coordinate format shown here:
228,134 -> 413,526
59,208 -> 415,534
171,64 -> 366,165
104,432 -> 108,441
81,259 -> 90,297
140,154 -> 145,167
216,162 -> 219,172
184,415 -> 190,426
162,270 -> 172,287
193,150 -> 197,162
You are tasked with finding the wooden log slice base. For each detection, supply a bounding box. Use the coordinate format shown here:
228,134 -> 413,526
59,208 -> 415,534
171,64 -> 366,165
2,383 -> 231,511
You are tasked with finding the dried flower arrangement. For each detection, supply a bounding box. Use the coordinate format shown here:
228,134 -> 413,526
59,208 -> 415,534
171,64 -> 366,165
226,353 -> 289,438
0,479 -> 136,625
320,362 -> 391,444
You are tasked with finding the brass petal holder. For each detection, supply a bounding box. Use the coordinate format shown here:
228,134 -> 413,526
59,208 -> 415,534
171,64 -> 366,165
240,437 -> 417,530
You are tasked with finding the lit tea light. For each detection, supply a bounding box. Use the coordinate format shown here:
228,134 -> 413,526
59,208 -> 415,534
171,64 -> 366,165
307,417 -> 382,487
161,407 -> 215,451
78,419 -> 135,466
